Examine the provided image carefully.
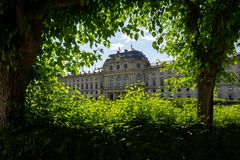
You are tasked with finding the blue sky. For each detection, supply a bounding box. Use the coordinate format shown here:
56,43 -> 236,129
82,30 -> 240,71
82,29 -> 172,71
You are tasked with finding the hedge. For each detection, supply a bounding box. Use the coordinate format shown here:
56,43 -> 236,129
1,82 -> 240,160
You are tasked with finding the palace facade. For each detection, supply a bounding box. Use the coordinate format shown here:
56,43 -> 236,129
59,48 -> 240,100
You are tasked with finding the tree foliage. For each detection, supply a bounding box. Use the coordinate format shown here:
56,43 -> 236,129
0,0 -> 147,128
125,0 -> 240,125
1,0 -> 240,128
0,0 -> 141,76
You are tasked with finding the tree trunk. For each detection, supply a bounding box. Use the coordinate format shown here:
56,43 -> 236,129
197,65 -> 216,126
0,13 -> 43,129
0,69 -> 11,128
0,0 -> 81,129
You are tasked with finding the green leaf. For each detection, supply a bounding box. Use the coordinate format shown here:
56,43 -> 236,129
134,33 -> 139,40
152,41 -> 157,49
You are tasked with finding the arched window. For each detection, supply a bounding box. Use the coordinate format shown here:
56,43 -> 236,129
136,73 -> 142,82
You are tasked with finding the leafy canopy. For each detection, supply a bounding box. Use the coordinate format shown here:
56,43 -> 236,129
0,0 -> 150,77
124,1 -> 240,90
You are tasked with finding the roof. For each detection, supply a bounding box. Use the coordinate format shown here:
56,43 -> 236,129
105,48 -> 149,63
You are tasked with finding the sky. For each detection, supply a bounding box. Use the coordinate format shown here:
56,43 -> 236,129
81,29 -> 172,71
81,30 -> 240,72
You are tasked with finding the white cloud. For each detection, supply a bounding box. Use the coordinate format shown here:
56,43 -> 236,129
119,34 -> 135,43
110,43 -> 125,50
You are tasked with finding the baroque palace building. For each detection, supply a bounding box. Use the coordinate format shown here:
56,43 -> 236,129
59,48 -> 240,100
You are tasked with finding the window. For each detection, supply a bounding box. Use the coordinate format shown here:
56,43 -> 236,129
95,83 -> 98,89
116,65 -> 120,70
109,65 -> 113,71
86,84 -> 88,89
124,76 -> 129,85
124,63 -> 128,69
136,73 -> 142,82
152,78 -> 156,86
116,76 -> 121,88
109,78 -> 114,88
160,79 -> 164,86
228,87 -> 233,91
90,83 -> 93,89
81,84 -> 84,90
136,63 -> 141,69
145,79 -> 149,86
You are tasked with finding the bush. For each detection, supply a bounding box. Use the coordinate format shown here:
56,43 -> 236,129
1,80 -> 240,160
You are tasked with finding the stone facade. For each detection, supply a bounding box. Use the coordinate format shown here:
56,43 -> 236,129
59,48 -> 240,100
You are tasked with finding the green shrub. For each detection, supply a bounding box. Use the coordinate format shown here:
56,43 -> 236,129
1,80 -> 240,160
